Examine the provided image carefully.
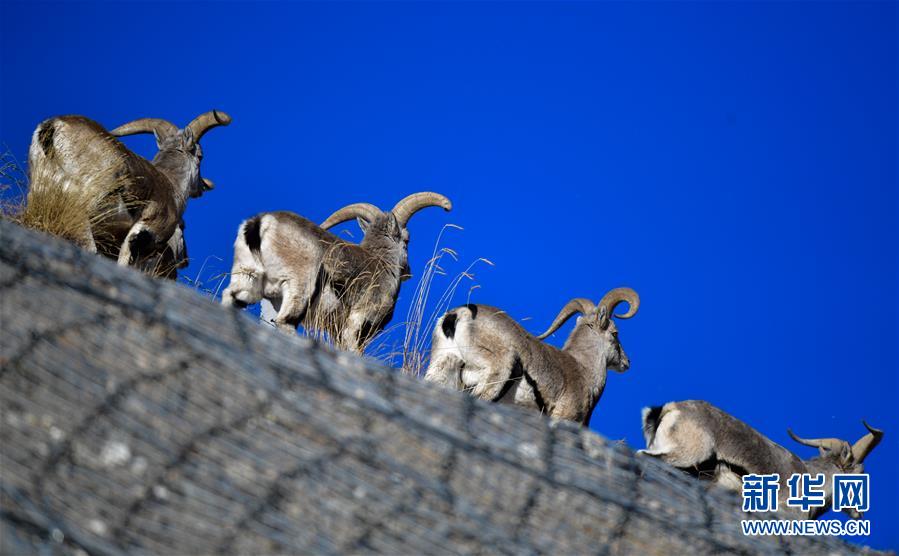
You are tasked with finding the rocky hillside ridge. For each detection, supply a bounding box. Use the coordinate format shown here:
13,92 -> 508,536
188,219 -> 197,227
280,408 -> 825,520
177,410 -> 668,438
0,220 -> 881,555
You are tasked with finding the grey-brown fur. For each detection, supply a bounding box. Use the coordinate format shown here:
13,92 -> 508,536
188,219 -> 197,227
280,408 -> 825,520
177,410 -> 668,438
424,288 -> 639,425
221,193 -> 451,352
27,112 -> 230,272
638,400 -> 884,519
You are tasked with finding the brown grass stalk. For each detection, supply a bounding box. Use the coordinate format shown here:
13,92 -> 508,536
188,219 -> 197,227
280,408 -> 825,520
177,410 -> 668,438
1,146 -> 139,256
367,224 -> 494,376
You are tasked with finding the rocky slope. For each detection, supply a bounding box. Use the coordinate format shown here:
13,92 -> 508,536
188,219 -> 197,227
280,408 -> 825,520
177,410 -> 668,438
0,220 -> 878,555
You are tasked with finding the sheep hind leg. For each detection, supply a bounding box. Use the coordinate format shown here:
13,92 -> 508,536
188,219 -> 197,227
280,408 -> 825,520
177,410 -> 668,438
712,463 -> 743,492
424,352 -> 464,388
637,409 -> 716,469
221,277 -> 262,309
463,351 -> 517,403
635,449 -> 668,457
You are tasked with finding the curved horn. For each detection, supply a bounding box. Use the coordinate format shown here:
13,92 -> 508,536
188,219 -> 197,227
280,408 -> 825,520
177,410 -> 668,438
321,203 -> 382,230
787,429 -> 845,452
185,110 -> 232,144
391,192 -> 452,227
850,421 -> 884,464
597,287 -> 640,319
536,298 -> 595,340
110,118 -> 178,138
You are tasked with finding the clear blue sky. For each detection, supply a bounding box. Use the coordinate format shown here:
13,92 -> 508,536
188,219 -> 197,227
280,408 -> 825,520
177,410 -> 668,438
1,1 -> 896,549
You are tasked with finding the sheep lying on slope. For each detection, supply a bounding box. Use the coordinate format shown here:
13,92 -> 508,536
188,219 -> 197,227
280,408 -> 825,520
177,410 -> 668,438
639,400 -> 883,519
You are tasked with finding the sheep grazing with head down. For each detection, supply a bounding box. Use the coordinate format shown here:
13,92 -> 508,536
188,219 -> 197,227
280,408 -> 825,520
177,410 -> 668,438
638,400 -> 884,519
26,110 -> 231,274
221,192 -> 452,352
424,287 -> 640,425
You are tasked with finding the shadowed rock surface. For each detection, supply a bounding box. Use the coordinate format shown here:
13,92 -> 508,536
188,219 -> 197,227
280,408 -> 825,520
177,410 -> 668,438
0,220 -> 881,555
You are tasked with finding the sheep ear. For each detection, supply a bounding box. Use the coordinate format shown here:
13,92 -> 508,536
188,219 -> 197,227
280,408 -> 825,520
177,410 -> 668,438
597,306 -> 609,328
153,129 -> 165,150
841,445 -> 852,464
180,128 -> 195,151
356,217 -> 371,233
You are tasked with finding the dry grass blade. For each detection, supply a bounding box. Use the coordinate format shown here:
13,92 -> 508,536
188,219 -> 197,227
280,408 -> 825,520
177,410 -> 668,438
182,256 -> 231,299
0,147 -> 28,206
366,224 -> 494,377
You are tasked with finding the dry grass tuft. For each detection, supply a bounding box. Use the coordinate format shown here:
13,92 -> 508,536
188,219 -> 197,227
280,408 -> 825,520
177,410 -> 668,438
368,224 -> 494,376
181,255 -> 230,296
0,149 -> 28,220
1,147 -> 138,255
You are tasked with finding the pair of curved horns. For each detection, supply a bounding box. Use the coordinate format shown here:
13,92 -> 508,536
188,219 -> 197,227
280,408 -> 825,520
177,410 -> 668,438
788,421 -> 883,464
536,287 -> 640,340
110,110 -> 232,144
321,192 -> 452,230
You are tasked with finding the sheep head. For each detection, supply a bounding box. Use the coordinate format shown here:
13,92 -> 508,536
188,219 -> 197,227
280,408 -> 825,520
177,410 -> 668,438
536,287 -> 640,372
788,421 -> 883,474
320,192 -> 452,280
110,110 -> 232,199
787,422 -> 883,519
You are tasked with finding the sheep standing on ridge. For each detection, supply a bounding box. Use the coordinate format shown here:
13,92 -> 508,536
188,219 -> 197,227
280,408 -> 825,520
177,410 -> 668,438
26,111 -> 231,274
424,288 -> 640,425
638,400 -> 883,519
221,192 -> 452,352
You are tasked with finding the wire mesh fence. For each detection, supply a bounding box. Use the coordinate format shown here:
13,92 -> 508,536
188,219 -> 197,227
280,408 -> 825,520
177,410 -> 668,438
0,220 -> 881,555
